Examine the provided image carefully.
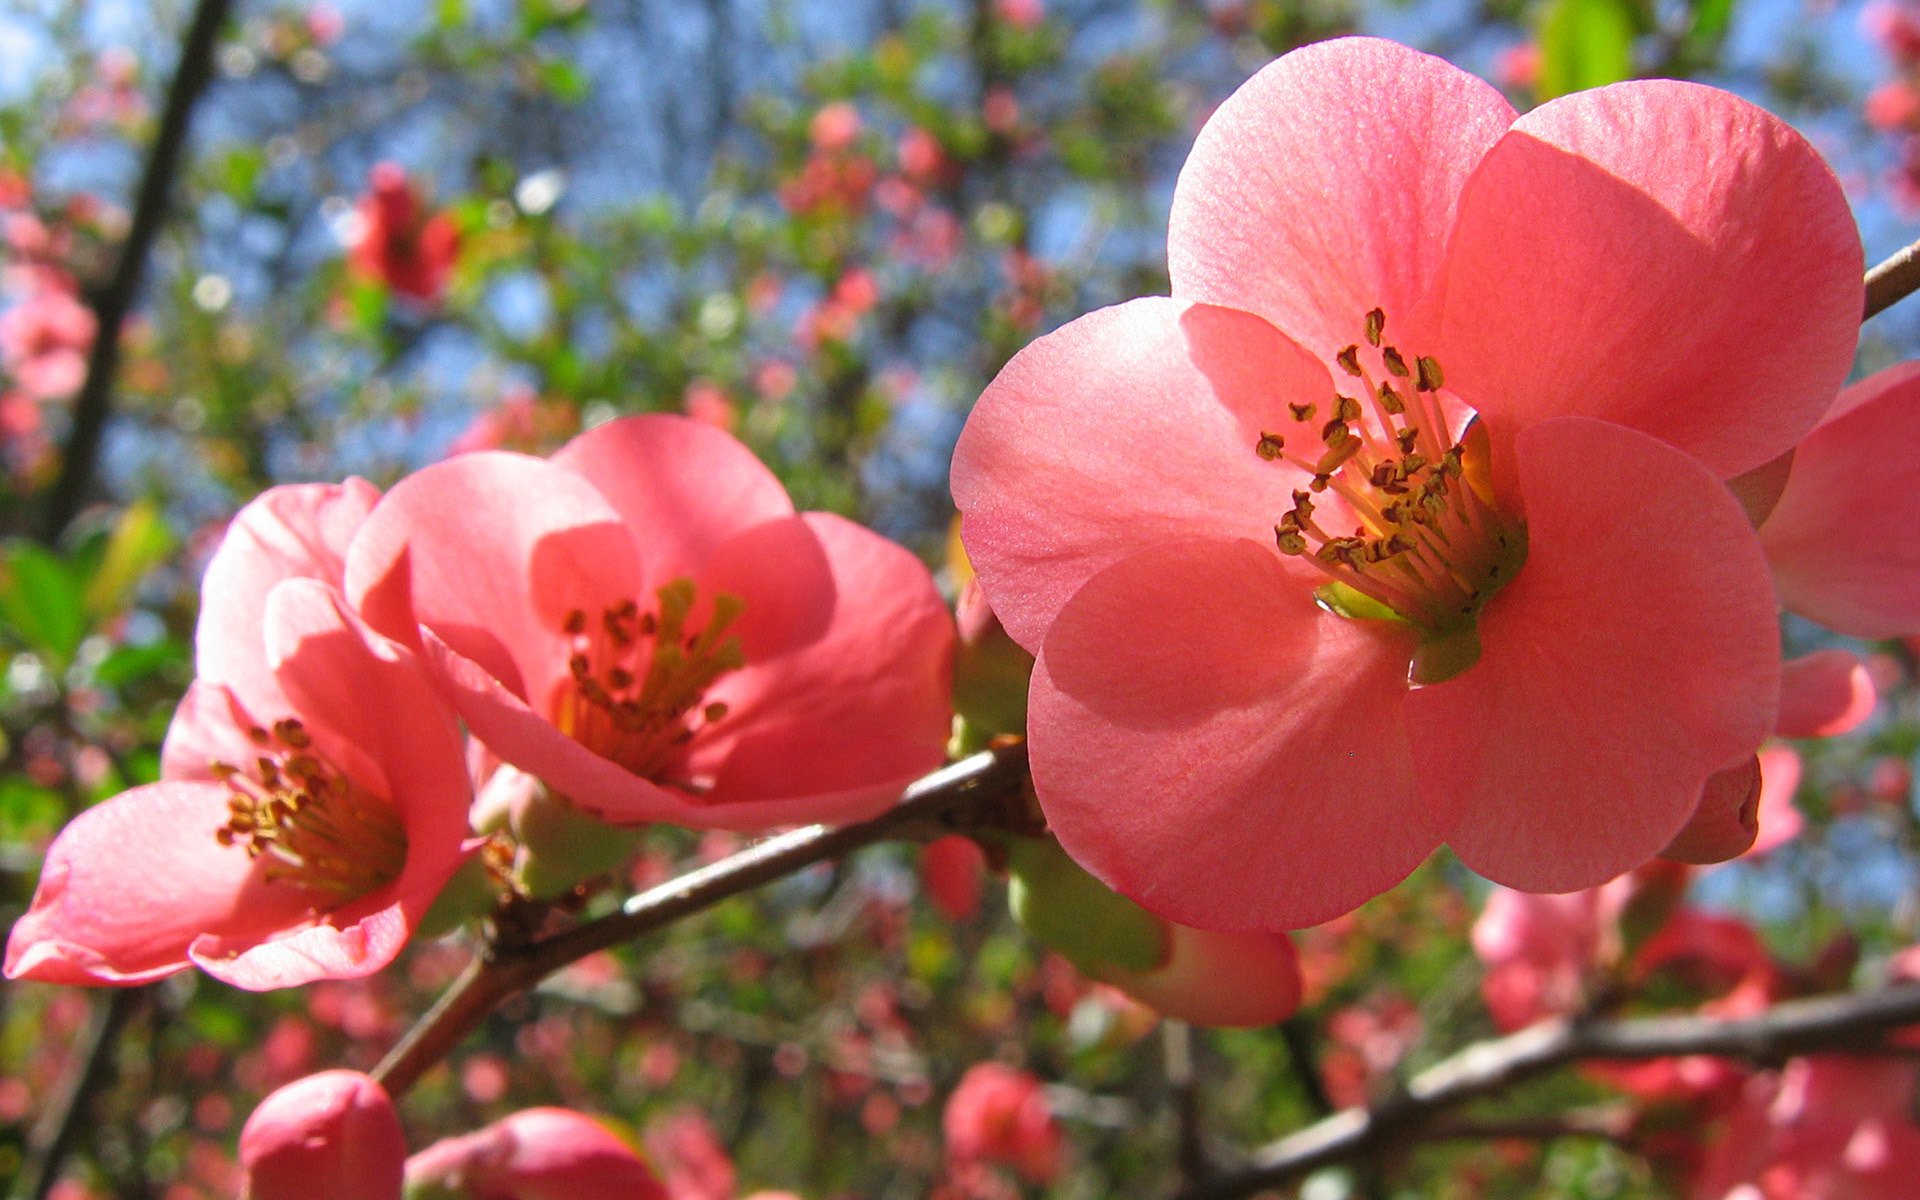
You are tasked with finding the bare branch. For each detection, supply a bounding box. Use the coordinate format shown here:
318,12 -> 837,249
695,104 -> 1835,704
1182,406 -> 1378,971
38,0 -> 235,542
373,742 -> 1031,1099
1865,235 -> 1920,322
10,987 -> 146,1200
1175,982 -> 1920,1200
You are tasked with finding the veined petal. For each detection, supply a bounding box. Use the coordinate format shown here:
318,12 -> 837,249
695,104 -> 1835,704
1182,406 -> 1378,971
552,413 -> 794,586
1761,362 -> 1920,637
343,451 -> 642,705
196,480 -> 380,709
3,783 -> 319,986
1028,537 -> 1444,932
1436,81 -> 1861,481
1168,36 -> 1515,360
951,297 -> 1330,651
1423,417 -> 1782,892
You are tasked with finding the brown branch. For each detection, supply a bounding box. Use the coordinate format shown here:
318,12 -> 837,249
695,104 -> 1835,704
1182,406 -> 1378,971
38,0 -> 235,542
1864,235 -> 1920,322
1162,1020 -> 1209,1182
1174,981 -> 1920,1200
373,742 -> 1031,1099
10,987 -> 146,1200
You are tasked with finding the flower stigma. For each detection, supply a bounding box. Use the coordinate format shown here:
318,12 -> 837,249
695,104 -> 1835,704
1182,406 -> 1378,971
1257,309 -> 1527,683
554,577 -> 746,786
213,718 -> 408,898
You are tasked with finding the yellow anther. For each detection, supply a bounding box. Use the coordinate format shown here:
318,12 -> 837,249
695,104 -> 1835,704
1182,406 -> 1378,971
1364,308 -> 1385,347
1336,346 -> 1362,376
1256,433 -> 1286,460
1416,356 -> 1444,392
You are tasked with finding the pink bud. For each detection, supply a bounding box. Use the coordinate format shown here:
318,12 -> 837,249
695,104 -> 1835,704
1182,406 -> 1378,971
238,1071 -> 405,1200
405,1108 -> 667,1200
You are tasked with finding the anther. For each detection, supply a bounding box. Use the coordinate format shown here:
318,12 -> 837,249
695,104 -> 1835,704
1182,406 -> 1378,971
1256,433 -> 1286,460
1336,346 -> 1362,377
1364,308 -> 1385,347
1381,347 -> 1409,377
1416,356 -> 1444,392
1289,402 -> 1316,423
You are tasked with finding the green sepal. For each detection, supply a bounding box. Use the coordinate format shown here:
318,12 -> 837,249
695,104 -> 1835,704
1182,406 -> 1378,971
414,852 -> 499,940
1410,623 -> 1483,686
1006,836 -> 1169,975
512,788 -> 646,901
1314,580 -> 1407,624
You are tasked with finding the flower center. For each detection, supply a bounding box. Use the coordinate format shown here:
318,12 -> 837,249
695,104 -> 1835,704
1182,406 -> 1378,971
1256,310 -> 1526,681
554,577 -> 746,784
213,718 -> 408,898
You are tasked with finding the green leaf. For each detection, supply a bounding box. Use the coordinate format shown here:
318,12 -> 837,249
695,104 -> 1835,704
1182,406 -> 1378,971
1538,0 -> 1636,100
0,541 -> 87,667
539,59 -> 589,104
82,499 -> 175,622
1690,0 -> 1737,43
91,637 -> 189,689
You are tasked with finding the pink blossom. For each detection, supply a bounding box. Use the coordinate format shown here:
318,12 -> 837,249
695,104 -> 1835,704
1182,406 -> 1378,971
238,1071 -> 405,1200
1866,81 -> 1920,131
349,162 -> 460,305
951,37 -> 1859,930
0,288 -> 95,399
5,483 -> 475,989
1691,1057 -> 1920,1199
345,414 -> 953,831
808,102 -> 862,153
1472,886 -> 1613,1031
644,1110 -> 735,1200
1777,649 -> 1878,738
943,1064 -> 1063,1185
993,0 -> 1044,29
922,834 -> 989,921
406,1107 -> 668,1200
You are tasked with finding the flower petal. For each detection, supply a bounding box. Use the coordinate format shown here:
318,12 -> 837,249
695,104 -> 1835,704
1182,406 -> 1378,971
1436,81 -> 1861,481
195,480 -> 380,704
1746,744 -> 1804,859
1777,649 -> 1878,738
3,783 -> 318,986
552,413 -> 794,584
1761,363 -> 1920,637
343,451 -> 641,702
1167,36 -> 1515,359
1027,536 -> 1443,932
1422,417 -> 1782,892
951,297 -> 1330,650
1661,756 -> 1762,866
690,512 -> 954,827
1097,926 -> 1303,1028
190,903 -> 410,990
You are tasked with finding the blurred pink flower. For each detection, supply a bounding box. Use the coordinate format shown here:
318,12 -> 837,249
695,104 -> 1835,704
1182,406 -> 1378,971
0,288 -> 95,399
943,1063 -> 1063,1186
5,483 -> 475,989
349,162 -> 459,305
239,1071 -> 405,1200
808,102 -> 862,153
345,414 -> 953,831
645,1110 -> 736,1200
1691,1057 -> 1920,1199
952,36 -> 1859,931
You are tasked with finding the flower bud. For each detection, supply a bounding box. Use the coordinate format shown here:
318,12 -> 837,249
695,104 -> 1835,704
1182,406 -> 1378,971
240,1071 -> 405,1200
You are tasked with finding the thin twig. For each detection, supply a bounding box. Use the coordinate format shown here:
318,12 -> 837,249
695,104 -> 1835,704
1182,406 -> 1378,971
38,0 -> 235,542
1162,1021 -> 1209,1182
1864,234 -> 1920,322
373,743 -> 1031,1099
1173,982 -> 1920,1200
11,987 -> 145,1200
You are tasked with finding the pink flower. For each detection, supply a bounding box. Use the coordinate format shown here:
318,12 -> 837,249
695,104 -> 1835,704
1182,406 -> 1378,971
1472,886 -> 1613,1031
922,834 -> 989,922
349,162 -> 460,305
1691,1057 -> 1920,1199
808,102 -> 862,154
1758,362 -> 1920,639
951,37 -> 1860,930
406,1108 -> 668,1200
644,1110 -> 735,1200
345,414 -> 953,830
238,1071 -> 405,1200
5,483 -> 474,989
943,1064 -> 1063,1185
0,288 -> 95,399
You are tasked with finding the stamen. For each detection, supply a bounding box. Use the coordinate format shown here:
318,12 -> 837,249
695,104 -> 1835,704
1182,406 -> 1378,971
213,725 -> 407,900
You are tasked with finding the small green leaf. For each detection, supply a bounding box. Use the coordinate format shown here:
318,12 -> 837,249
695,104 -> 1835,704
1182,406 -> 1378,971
1538,0 -> 1636,100
82,499 -> 175,621
1690,0 -> 1736,42
0,542 -> 87,667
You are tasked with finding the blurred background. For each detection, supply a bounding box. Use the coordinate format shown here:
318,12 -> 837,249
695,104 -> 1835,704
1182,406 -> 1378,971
4,0 -> 1920,1196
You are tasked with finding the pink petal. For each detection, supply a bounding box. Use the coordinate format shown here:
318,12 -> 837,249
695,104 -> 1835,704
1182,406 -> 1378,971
1167,37 -> 1515,360
551,413 -> 794,584
1027,536 -> 1444,932
1436,81 -> 1861,482
3,782 -> 318,986
696,514 -> 836,662
1097,926 -> 1303,1028
158,680 -> 271,783
239,1071 -> 405,1200
343,451 -> 641,702
1777,649 -> 1878,738
1745,744 -> 1805,859
951,297 -> 1330,650
191,904 -> 409,990
195,479 -> 380,715
1761,363 -> 1920,637
691,512 -> 954,827
922,835 -> 988,923
1661,756 -> 1762,865
1423,417 -> 1782,892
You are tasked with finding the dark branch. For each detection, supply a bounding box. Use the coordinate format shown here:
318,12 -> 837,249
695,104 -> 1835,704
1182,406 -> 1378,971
10,987 -> 146,1200
38,0 -> 235,543
1174,982 -> 1920,1200
1865,235 -> 1920,322
373,742 -> 1031,1099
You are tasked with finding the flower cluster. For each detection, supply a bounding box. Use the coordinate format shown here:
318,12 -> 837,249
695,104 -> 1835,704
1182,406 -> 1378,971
6,414 -> 956,989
